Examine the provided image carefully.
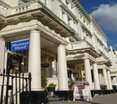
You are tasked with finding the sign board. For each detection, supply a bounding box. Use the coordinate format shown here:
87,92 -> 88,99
10,39 -> 29,52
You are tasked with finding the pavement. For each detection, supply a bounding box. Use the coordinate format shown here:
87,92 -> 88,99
48,93 -> 117,104
92,93 -> 117,104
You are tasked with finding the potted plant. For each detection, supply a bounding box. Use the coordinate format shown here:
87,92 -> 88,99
47,83 -> 56,96
68,80 -> 75,89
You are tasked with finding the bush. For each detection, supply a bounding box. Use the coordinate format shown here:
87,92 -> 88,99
47,83 -> 56,92
41,71 -> 47,88
68,80 -> 75,89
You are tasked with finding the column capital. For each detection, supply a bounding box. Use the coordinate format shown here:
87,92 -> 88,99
58,43 -> 67,47
30,29 -> 41,33
83,53 -> 96,63
83,53 -> 89,59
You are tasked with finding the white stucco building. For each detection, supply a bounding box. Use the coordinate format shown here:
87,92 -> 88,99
109,47 -> 117,89
0,0 -> 113,91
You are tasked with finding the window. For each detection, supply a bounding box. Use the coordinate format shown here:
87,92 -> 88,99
68,16 -> 72,25
83,19 -> 85,23
65,0 -> 69,4
91,70 -> 94,82
62,9 -> 65,19
71,2 -> 75,8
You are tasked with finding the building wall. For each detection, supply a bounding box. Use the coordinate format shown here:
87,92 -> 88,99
0,0 -> 114,90
109,48 -> 117,86
1,0 -> 19,7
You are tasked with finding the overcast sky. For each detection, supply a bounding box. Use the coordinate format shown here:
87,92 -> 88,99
80,0 -> 117,49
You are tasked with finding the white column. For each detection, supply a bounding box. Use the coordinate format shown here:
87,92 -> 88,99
103,68 -> 109,89
0,38 -> 5,72
107,70 -> 112,89
28,30 -> 41,90
4,50 -> 8,71
57,44 -> 68,90
52,59 -> 57,78
93,63 -> 100,89
84,58 -> 92,89
112,77 -> 117,85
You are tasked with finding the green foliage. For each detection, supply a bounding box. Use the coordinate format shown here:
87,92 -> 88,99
47,83 -> 56,91
41,71 -> 47,88
68,80 -> 75,89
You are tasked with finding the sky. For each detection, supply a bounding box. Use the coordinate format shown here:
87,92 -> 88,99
80,0 -> 117,50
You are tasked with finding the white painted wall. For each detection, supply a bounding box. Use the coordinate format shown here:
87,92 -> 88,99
1,0 -> 19,7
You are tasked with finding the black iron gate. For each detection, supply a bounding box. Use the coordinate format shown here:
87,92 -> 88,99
0,69 -> 31,104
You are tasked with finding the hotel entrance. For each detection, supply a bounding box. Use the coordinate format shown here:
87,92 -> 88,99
6,37 -> 58,88
6,39 -> 29,74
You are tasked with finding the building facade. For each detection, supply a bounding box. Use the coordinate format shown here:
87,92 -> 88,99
0,0 -> 113,91
109,47 -> 117,89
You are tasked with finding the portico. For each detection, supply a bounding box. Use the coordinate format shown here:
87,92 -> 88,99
96,57 -> 112,90
0,18 -> 70,91
67,48 -> 100,90
0,0 -> 113,94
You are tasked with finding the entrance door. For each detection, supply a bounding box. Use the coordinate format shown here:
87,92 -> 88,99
6,39 -> 29,73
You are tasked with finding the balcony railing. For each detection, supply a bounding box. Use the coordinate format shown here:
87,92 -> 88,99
71,41 -> 91,50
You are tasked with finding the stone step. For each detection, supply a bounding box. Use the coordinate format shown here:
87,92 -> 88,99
48,95 -> 64,102
48,101 -> 92,104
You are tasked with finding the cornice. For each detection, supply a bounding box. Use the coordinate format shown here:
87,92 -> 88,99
0,20 -> 68,45
0,1 -> 12,8
67,47 -> 100,58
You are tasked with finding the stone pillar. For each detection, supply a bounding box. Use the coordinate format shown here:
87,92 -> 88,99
112,77 -> 117,86
107,70 -> 112,89
93,63 -> 100,89
103,68 -> 109,89
28,30 -> 41,90
84,58 -> 92,89
4,50 -> 8,71
52,59 -> 57,78
0,38 -> 5,72
57,44 -> 68,90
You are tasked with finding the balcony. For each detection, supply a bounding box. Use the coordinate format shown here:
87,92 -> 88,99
71,41 -> 92,50
2,1 -> 75,37
0,1 -> 12,29
0,1 -> 10,16
67,40 -> 100,58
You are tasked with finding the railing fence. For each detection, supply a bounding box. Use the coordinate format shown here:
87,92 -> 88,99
0,69 -> 31,104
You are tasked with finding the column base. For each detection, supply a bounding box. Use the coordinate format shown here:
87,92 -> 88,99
20,91 -> 48,104
54,90 -> 73,100
31,88 -> 43,91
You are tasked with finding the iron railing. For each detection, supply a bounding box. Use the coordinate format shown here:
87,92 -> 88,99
0,69 -> 31,104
